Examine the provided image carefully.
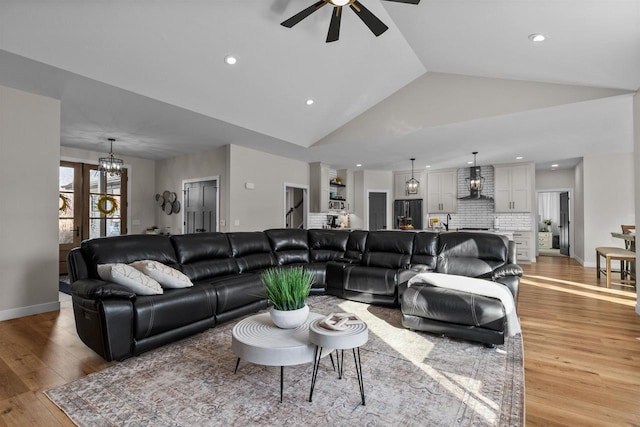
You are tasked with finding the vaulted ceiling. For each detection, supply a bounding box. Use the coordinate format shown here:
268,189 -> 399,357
0,0 -> 638,171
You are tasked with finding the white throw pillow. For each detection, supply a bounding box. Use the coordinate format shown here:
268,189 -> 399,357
129,260 -> 193,289
97,263 -> 163,295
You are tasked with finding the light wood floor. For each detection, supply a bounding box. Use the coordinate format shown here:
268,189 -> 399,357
0,257 -> 638,426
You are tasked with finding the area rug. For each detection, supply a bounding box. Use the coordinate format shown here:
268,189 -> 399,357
44,295 -> 524,426
59,281 -> 72,295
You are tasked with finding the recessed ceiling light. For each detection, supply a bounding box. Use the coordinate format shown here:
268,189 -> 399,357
224,55 -> 237,65
516,156 -> 523,160
551,164 -> 559,168
528,33 -> 546,43
467,161 -> 473,165
306,99 -> 314,106
356,163 -> 362,167
425,165 -> 431,168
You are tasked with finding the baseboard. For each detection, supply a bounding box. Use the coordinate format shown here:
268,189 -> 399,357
573,255 -> 590,267
0,300 -> 60,321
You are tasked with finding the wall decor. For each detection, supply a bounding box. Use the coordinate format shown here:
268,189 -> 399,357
156,191 -> 180,215
97,195 -> 118,216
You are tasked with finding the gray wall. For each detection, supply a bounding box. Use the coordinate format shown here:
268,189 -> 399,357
0,85 -> 60,320
154,145 -> 228,233
579,153 -> 634,267
228,145 -> 309,231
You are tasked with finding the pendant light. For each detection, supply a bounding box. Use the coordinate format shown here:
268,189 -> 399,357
98,138 -> 124,176
466,151 -> 485,192
405,158 -> 419,195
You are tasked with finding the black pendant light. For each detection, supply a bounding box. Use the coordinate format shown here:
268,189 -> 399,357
466,151 -> 485,193
405,158 -> 419,195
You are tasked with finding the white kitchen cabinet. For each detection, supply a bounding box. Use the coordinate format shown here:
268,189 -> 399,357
512,231 -> 532,262
427,170 -> 457,213
494,163 -> 533,212
393,171 -> 424,200
311,164 -> 354,212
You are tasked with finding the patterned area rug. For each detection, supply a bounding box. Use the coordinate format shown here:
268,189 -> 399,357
45,295 -> 524,426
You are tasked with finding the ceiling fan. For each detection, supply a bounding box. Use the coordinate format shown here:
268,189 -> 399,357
280,0 -> 420,43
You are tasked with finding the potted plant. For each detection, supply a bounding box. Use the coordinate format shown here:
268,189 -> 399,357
261,266 -> 314,329
543,219 -> 552,232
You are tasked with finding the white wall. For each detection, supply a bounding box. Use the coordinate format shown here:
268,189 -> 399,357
581,153 -> 634,266
60,146 -> 156,235
228,145 -> 309,231
535,168 -> 575,190
350,170 -> 365,230
634,91 -> 640,314
0,85 -> 60,320
574,161 -> 585,263
155,145 -> 228,233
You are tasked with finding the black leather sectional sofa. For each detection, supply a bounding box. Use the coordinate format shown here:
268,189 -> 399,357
68,229 -> 522,361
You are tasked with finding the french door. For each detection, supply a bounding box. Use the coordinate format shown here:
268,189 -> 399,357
59,161 -> 128,274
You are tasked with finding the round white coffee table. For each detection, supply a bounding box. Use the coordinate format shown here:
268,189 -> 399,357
308,318 -> 368,405
231,312 -> 331,402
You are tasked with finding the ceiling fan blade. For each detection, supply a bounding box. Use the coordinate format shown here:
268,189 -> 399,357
326,6 -> 342,43
281,1 -> 327,28
382,0 -> 420,4
350,1 -> 389,37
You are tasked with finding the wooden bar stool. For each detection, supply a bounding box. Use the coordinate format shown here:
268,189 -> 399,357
595,247 -> 636,288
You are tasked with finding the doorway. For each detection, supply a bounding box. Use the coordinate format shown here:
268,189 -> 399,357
368,191 -> 387,231
59,161 -> 128,274
284,184 -> 307,229
183,178 -> 218,233
537,190 -> 571,257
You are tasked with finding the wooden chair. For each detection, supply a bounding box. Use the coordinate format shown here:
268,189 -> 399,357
620,225 -> 636,279
595,246 -> 636,289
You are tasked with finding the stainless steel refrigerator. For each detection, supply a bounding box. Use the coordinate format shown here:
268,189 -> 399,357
394,199 -> 423,230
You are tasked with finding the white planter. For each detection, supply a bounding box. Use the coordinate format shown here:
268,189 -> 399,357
270,304 -> 309,329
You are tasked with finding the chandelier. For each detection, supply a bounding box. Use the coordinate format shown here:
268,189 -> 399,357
405,158 -> 419,194
99,138 -> 124,176
466,151 -> 485,192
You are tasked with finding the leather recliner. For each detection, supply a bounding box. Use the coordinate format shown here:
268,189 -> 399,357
400,232 -> 523,345
68,229 -> 523,361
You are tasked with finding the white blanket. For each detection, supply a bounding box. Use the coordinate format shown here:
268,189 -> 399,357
408,272 -> 521,336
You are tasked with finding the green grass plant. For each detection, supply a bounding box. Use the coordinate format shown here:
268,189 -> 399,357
261,266 -> 313,311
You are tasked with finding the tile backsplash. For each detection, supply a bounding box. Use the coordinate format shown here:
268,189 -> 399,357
430,165 -> 532,231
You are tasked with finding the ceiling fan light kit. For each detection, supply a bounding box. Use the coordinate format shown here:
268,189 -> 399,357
281,0 -> 420,43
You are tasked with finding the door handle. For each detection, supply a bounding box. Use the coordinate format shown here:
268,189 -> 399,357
74,227 -> 80,237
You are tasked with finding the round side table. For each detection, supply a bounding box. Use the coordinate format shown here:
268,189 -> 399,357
308,318 -> 368,405
231,312 -> 331,402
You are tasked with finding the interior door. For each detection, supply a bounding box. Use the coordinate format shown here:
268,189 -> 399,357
184,180 -> 217,233
369,192 -> 387,230
559,191 -> 570,256
59,162 -> 83,274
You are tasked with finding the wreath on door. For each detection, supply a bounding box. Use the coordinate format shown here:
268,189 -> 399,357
97,195 -> 118,216
59,194 -> 71,214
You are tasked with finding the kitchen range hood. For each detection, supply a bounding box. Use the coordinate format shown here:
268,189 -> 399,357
458,152 -> 493,201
